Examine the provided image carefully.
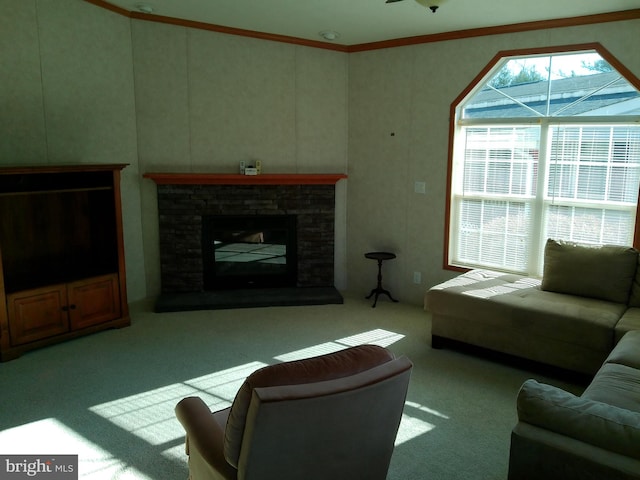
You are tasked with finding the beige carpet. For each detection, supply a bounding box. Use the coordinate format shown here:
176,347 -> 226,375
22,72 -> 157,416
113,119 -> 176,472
0,292 -> 585,479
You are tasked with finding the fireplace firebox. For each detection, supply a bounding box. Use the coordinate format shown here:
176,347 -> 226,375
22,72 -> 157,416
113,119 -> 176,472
202,215 -> 297,289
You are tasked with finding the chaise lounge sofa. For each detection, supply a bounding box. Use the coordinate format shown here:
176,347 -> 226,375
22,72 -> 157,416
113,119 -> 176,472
424,239 -> 640,375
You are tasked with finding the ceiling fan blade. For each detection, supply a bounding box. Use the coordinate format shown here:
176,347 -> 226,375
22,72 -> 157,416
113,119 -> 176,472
385,0 -> 405,3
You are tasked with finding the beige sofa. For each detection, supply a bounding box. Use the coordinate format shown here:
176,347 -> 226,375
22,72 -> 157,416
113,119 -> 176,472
425,239 -> 640,375
508,329 -> 640,479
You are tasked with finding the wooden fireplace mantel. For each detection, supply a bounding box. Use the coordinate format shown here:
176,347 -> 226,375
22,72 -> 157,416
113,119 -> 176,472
143,172 -> 347,185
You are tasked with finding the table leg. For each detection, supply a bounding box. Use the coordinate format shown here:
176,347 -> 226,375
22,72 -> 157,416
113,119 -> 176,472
365,259 -> 399,308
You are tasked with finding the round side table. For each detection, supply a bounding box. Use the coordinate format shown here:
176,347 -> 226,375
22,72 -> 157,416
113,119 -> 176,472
364,251 -> 399,308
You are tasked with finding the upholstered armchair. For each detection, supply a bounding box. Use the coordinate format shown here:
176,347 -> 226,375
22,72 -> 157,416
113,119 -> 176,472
175,344 -> 412,480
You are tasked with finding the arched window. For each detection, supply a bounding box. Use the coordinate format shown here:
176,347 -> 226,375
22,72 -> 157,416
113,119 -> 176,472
446,44 -> 640,275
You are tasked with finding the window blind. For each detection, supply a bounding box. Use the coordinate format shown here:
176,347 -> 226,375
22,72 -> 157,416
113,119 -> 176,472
451,124 -> 640,274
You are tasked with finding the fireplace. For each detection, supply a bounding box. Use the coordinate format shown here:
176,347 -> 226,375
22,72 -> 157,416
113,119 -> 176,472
144,172 -> 347,310
202,214 -> 297,289
151,177 -> 346,291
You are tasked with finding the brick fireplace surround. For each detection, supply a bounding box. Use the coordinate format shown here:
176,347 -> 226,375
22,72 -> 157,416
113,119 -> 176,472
144,173 -> 347,300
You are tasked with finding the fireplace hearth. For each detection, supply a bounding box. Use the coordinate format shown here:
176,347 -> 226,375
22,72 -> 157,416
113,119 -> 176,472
146,173 -> 346,311
154,286 -> 343,312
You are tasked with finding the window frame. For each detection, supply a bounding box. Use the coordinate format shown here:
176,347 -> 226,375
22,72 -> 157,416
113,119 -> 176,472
444,43 -> 640,273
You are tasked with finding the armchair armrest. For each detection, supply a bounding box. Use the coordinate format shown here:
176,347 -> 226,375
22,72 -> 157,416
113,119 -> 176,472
517,379 -> 640,460
175,397 -> 236,479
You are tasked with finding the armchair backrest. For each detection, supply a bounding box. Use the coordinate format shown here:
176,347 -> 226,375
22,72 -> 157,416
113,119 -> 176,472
224,345 -> 412,480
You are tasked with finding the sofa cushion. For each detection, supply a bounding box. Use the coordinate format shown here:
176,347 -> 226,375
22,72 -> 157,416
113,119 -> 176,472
605,330 -> 640,370
541,239 -> 637,304
582,363 -> 640,412
223,345 -> 394,469
517,379 -> 640,460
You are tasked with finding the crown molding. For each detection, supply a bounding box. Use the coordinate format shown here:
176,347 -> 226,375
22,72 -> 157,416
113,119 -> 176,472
83,1 -> 640,53
349,9 -> 640,52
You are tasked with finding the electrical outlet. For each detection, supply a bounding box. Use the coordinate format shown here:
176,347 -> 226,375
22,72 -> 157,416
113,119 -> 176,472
413,271 -> 422,284
414,181 -> 426,194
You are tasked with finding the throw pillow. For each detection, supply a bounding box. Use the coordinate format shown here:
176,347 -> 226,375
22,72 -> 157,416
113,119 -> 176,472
541,238 -> 638,304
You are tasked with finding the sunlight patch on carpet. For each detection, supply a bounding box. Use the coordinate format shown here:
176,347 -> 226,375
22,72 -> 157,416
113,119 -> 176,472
185,361 -> 266,397
273,329 -> 404,362
0,418 -> 153,479
273,341 -> 346,361
336,328 -> 405,347
406,400 -> 450,419
89,383 -> 203,446
395,413 -> 436,446
89,362 -> 268,446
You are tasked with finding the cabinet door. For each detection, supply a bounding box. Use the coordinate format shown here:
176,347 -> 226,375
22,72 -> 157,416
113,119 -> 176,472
68,274 -> 121,330
7,285 -> 69,345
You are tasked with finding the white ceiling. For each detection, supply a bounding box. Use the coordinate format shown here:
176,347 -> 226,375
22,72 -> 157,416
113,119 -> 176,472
102,0 -> 640,46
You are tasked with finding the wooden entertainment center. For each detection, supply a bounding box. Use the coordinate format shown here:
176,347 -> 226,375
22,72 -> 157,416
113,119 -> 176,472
0,164 -> 130,361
